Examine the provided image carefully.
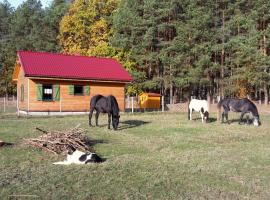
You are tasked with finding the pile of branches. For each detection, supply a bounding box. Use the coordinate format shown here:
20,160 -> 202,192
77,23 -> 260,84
24,124 -> 92,155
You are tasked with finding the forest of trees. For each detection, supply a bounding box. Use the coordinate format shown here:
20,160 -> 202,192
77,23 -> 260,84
1,0 -> 270,105
0,0 -> 69,95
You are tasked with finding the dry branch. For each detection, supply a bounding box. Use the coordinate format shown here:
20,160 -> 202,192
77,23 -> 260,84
24,125 -> 92,155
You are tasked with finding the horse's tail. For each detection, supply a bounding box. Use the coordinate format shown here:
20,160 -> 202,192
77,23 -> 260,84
90,95 -> 103,109
217,98 -> 224,122
108,95 -> 119,116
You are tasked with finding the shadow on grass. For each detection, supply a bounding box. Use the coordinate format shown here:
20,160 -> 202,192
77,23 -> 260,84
89,120 -> 150,131
208,117 -> 217,123
85,139 -> 107,146
190,117 -> 217,123
221,118 -> 254,125
118,120 -> 150,130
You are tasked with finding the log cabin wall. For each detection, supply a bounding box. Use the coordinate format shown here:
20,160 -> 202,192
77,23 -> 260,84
17,67 -> 28,111
28,78 -> 125,112
90,82 -> 125,111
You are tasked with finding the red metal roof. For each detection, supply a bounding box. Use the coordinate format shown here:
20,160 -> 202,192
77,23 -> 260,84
17,51 -> 133,82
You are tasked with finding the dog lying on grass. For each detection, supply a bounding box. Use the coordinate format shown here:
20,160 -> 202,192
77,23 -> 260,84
53,150 -> 102,165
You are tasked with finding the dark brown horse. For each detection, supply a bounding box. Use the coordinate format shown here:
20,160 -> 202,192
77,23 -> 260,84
89,95 -> 120,130
217,98 -> 261,126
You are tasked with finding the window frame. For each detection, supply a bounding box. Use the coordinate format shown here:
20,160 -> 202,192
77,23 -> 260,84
74,85 -> 84,96
42,84 -> 54,101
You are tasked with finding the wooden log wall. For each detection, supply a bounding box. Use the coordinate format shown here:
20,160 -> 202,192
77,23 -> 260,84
17,67 -> 28,111
26,79 -> 125,112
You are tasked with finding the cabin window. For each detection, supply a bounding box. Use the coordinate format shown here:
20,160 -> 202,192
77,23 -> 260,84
42,85 -> 53,101
68,85 -> 90,96
37,84 -> 60,101
74,85 -> 84,95
20,84 -> 24,102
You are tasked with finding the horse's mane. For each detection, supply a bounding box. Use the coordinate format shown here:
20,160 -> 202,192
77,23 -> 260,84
217,97 -> 237,108
108,95 -> 119,116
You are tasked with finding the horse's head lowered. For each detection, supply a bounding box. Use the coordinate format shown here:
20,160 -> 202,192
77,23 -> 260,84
253,115 -> 261,126
112,115 -> 120,130
201,107 -> 209,123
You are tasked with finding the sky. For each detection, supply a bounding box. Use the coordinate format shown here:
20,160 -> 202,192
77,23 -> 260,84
1,0 -> 53,8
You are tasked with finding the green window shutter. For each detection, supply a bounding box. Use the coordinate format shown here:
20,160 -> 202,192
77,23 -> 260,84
68,85 -> 74,95
84,85 -> 90,95
21,85 -> 24,101
36,84 -> 43,101
53,85 -> 60,101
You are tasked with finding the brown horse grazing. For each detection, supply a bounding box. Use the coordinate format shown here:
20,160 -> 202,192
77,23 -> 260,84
217,98 -> 261,126
89,95 -> 120,130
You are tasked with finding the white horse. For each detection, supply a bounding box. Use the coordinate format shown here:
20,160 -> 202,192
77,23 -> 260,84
188,99 -> 209,123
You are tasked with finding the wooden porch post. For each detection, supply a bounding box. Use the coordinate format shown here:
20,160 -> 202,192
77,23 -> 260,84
131,97 -> 134,113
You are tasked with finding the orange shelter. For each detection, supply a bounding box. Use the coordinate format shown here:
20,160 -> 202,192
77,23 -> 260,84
139,93 -> 161,109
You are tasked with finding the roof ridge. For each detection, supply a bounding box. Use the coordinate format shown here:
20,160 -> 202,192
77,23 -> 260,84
17,50 -> 118,61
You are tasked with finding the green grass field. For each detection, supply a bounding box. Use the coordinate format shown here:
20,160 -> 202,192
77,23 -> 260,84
1,111 -> 270,199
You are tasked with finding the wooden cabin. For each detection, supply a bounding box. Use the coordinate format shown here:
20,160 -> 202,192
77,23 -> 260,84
12,51 -> 133,116
139,93 -> 161,109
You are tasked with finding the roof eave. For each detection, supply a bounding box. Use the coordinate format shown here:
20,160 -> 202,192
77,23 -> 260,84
25,75 -> 133,84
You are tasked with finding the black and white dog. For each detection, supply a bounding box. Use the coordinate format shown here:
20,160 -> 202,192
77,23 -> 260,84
53,150 -> 102,165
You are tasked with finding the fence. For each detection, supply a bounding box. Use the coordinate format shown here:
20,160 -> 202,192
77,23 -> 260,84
3,95 -> 269,115
0,96 -> 17,113
125,96 -> 166,113
124,96 -> 224,113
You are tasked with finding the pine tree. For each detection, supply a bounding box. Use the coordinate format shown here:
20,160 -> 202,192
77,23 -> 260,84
10,0 -> 69,52
10,0 -> 47,51
0,1 -> 15,96
251,0 -> 270,104
170,0 -> 218,102
43,0 -> 70,52
113,0 -> 185,100
0,0 -> 69,96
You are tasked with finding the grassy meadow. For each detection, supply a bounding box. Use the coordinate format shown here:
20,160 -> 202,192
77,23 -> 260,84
1,111 -> 270,199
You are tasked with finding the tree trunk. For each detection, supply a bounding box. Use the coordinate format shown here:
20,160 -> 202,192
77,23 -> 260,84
255,87 -> 258,100
259,88 -> 262,105
207,90 -> 211,105
264,85 -> 268,105
220,9 -> 225,98
263,22 -> 268,105
169,65 -> 173,104
4,66 -> 9,99
261,19 -> 268,105
170,84 -> 173,104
